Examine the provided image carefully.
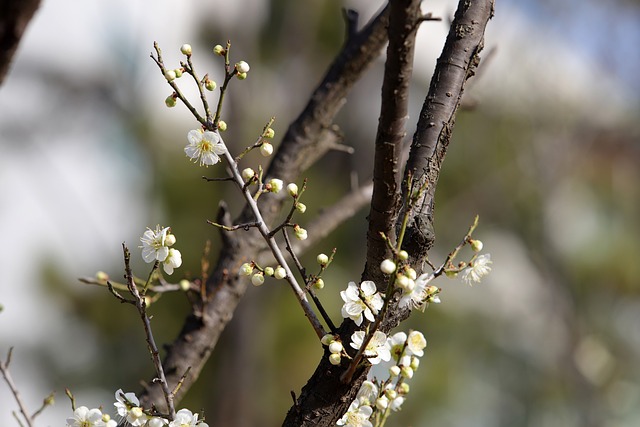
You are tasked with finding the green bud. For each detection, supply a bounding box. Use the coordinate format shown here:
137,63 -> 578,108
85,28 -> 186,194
217,120 -> 227,131
179,280 -> 191,291
236,72 -> 247,80
180,44 -> 192,55
165,95 -> 177,108
213,44 -> 225,56
264,127 -> 275,138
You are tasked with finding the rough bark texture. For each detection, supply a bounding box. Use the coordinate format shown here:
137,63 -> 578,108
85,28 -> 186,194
363,0 -> 421,288
0,0 -> 41,84
282,1 -> 494,426
138,6 -> 391,410
401,0 -> 495,266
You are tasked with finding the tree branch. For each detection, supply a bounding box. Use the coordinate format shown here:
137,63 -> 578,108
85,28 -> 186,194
281,1 -> 494,425
0,0 -> 41,85
138,5 -> 391,410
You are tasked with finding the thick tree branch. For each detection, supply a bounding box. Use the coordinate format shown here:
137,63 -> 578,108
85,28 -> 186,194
138,6 -> 391,410
401,0 -> 495,264
281,1 -> 494,426
364,0 -> 421,288
0,0 -> 41,85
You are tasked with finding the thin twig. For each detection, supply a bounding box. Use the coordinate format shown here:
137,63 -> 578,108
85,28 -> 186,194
122,244 -> 176,419
0,348 -> 34,427
207,220 -> 262,232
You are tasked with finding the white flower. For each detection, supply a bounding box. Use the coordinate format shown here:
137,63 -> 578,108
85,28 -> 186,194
388,331 -> 407,361
356,381 -> 379,407
389,395 -> 405,411
66,406 -> 104,427
140,225 -> 170,263
340,281 -> 384,326
169,408 -> 208,427
185,129 -> 226,167
114,390 -> 147,426
336,401 -> 373,427
163,248 -> 182,275
398,272 -> 433,310
406,330 -> 427,357
461,253 -> 492,285
148,417 -> 168,427
350,330 -> 391,365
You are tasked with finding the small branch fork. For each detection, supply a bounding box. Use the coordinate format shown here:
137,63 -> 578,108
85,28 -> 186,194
0,348 -> 53,427
109,245 -> 179,420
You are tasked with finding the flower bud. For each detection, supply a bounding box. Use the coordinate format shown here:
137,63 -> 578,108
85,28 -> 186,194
205,78 -> 217,91
165,95 -> 177,108
317,253 -> 329,265
236,72 -> 247,80
96,271 -> 109,281
410,356 -> 420,370
148,418 -> 166,427
242,168 -> 255,182
400,365 -> 414,379
274,266 -> 286,280
398,250 -> 409,260
267,178 -> 283,193
287,183 -> 299,197
329,353 -> 341,366
180,44 -> 192,55
173,68 -> 183,78
260,142 -> 273,157
389,365 -> 401,377
264,127 -> 275,139
385,389 -> 397,400
239,263 -> 254,276
213,44 -> 225,56
395,275 -> 415,292
321,334 -> 335,346
294,225 -> 308,240
251,273 -> 265,286
130,407 -> 144,419
217,120 -> 227,131
405,267 -> 417,280
380,259 -> 396,274
398,383 -> 410,395
426,285 -> 439,295
165,70 -> 177,81
235,61 -> 250,74
313,278 -> 324,290
295,202 -> 307,214
264,266 -> 274,276
445,269 -> 457,278
179,280 -> 191,291
375,396 -> 389,410
164,233 -> 176,246
470,239 -> 483,252
328,341 -> 343,354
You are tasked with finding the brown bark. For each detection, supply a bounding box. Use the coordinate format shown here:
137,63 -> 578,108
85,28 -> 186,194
282,1 -> 494,425
0,0 -> 41,85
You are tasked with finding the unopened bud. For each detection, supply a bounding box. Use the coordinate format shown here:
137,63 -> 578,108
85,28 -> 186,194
287,183 -> 299,197
313,278 -> 324,290
173,68 -> 183,78
264,127 -> 275,139
213,44 -> 225,56
317,253 -> 329,265
236,72 -> 247,80
329,353 -> 341,366
321,334 -> 335,346
264,266 -> 274,276
398,250 -> 409,260
164,70 -> 177,81
242,168 -> 255,182
328,341 -> 343,354
251,273 -> 265,286
267,178 -> 283,193
294,225 -> 308,241
380,259 -> 396,274
295,202 -> 307,214
217,120 -> 227,131
165,233 -> 176,246
470,239 -> 483,252
165,95 -> 177,108
96,271 -> 109,281
179,280 -> 191,291
180,44 -> 192,55
235,61 -> 250,74
260,142 -> 273,157
205,77 -> 217,91
239,263 -> 254,276
274,266 -> 286,280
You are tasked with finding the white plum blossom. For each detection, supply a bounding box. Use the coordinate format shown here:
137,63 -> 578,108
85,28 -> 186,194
340,281 -> 384,326
168,408 -> 209,427
114,389 -> 147,426
163,248 -> 182,275
406,330 -> 427,357
388,331 -> 408,361
350,330 -> 391,365
185,129 -> 226,167
140,225 -> 171,263
356,380 -> 379,407
66,406 -> 104,427
147,417 -> 168,427
461,253 -> 492,285
398,272 -> 433,310
336,401 -> 373,427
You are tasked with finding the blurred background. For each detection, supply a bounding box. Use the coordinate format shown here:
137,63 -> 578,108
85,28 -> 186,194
1,0 -> 639,426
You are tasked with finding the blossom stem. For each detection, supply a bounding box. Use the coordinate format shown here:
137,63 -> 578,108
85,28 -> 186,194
433,214 -> 479,278
217,134 -> 327,339
0,348 -> 34,427
122,245 -> 176,419
185,55 -> 213,123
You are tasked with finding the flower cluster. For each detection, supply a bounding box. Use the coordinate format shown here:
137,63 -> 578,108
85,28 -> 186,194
140,225 -> 182,275
321,334 -> 345,366
67,390 -> 209,427
338,331 -> 427,426
239,261 -> 287,285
